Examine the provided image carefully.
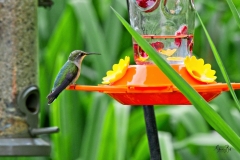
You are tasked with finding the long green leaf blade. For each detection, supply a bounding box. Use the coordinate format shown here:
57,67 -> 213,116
70,0 -> 109,76
114,102 -> 130,160
158,132 -> 175,160
111,7 -> 240,152
196,12 -> 240,112
225,0 -> 240,28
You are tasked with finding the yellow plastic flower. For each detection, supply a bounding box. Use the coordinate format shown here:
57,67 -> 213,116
102,56 -> 130,84
184,56 -> 217,83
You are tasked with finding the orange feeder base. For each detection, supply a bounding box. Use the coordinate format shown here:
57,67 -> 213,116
67,65 -> 240,105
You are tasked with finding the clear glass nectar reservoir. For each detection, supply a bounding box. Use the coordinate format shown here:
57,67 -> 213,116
127,0 -> 195,64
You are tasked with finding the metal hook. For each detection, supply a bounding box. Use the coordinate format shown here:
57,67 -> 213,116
30,127 -> 59,136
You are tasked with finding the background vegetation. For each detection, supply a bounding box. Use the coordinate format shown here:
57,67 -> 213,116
3,0 -> 240,159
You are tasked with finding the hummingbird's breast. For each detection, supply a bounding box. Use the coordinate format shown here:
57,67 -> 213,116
71,60 -> 81,84
72,68 -> 80,84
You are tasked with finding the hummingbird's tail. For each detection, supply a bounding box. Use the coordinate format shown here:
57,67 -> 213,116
47,79 -> 71,105
47,72 -> 77,105
47,91 -> 59,105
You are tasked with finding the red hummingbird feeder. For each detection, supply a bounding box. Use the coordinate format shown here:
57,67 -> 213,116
66,0 -> 240,105
67,0 -> 240,159
67,64 -> 240,105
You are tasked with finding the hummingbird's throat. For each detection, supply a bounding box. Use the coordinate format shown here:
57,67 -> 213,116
72,56 -> 85,69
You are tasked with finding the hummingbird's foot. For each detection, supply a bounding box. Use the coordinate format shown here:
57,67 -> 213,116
73,83 -> 76,89
69,83 -> 77,89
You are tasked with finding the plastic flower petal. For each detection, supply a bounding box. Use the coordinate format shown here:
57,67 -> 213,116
160,49 -> 177,56
102,56 -> 130,84
184,56 -> 217,83
136,56 -> 149,62
167,57 -> 184,61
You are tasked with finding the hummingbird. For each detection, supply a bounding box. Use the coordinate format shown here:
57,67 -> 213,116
47,50 -> 100,104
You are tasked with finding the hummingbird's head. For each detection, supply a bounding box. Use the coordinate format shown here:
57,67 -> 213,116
68,50 -> 100,61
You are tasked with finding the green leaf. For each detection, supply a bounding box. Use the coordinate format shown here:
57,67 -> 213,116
39,5 -> 80,126
212,93 -> 240,135
78,93 -> 110,160
97,101 -> 117,160
114,102 -> 130,160
50,54 -> 66,160
196,11 -> 240,112
70,0 -> 109,76
158,132 -> 175,160
174,132 -> 229,149
225,0 -> 240,28
131,135 -> 150,160
174,132 -> 240,159
111,7 -> 240,152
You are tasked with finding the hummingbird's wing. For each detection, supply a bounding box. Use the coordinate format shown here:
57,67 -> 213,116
47,62 -> 78,104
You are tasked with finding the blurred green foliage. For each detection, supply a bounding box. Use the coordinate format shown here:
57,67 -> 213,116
2,0 -> 240,159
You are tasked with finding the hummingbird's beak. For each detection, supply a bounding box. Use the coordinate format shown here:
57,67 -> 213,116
85,52 -> 101,55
